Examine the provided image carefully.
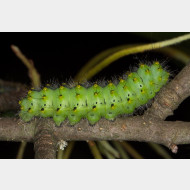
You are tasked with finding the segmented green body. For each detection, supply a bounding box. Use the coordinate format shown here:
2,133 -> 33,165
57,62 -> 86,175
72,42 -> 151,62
19,62 -> 169,126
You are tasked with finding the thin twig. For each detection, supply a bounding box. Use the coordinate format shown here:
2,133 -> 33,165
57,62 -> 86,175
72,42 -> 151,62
98,143 -> 116,159
76,33 -> 190,82
62,141 -> 75,159
11,45 -> 41,88
11,45 -> 41,159
16,141 -> 27,159
120,142 -> 143,159
88,141 -> 103,159
97,141 -> 120,158
148,143 -> 172,159
57,148 -> 64,159
112,141 -> 130,159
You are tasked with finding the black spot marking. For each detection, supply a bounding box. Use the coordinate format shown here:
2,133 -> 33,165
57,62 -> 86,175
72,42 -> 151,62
113,99 -> 115,102
127,98 -> 130,101
93,105 -> 96,109
28,108 -> 31,111
140,85 -> 142,87
60,104 -> 62,106
57,108 -> 60,111
77,103 -> 79,106
44,104 -> 46,106
41,108 -> 44,111
111,104 -> 114,107
31,103 -> 33,106
73,107 -> 77,111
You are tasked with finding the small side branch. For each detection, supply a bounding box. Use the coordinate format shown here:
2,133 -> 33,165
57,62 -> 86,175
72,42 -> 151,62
34,130 -> 57,159
34,119 -> 57,159
11,45 -> 41,88
145,63 -> 190,120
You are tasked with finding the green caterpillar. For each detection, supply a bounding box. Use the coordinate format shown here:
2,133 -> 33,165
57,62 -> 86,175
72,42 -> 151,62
19,61 -> 169,126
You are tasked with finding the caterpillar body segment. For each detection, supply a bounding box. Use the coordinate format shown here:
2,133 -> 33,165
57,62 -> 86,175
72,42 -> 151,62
19,62 -> 169,126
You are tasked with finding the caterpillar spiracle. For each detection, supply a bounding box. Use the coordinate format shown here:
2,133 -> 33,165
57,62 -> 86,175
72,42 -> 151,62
19,61 -> 169,126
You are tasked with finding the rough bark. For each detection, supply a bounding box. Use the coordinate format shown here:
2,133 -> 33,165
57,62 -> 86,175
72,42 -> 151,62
34,119 -> 57,159
145,63 -> 190,119
0,117 -> 190,150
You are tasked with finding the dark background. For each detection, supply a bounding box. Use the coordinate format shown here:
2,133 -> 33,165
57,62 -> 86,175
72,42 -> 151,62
0,32 -> 190,158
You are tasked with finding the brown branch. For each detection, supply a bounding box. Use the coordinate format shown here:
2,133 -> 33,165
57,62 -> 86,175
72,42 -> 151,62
0,117 -> 190,150
145,63 -> 190,120
34,119 -> 57,159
